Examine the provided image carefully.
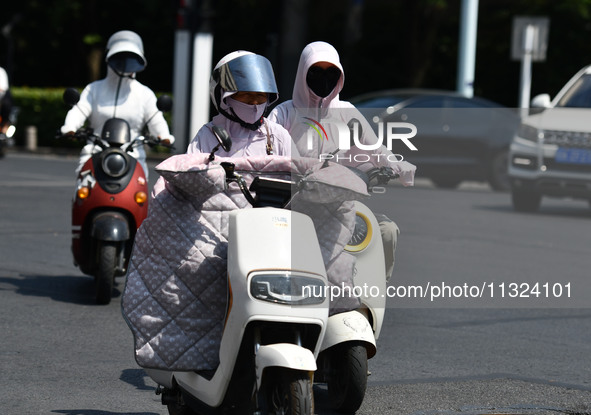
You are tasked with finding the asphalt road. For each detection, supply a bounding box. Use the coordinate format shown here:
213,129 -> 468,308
1,152 -> 590,415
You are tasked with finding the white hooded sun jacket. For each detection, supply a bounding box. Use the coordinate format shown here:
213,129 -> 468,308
61,67 -> 174,176
269,41 -> 415,186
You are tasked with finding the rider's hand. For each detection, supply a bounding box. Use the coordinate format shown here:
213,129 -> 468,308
159,138 -> 171,146
65,131 -> 78,141
391,160 -> 417,187
57,129 -> 76,140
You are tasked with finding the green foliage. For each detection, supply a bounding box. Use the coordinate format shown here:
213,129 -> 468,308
4,0 -> 591,109
11,87 -> 83,149
9,87 -> 174,150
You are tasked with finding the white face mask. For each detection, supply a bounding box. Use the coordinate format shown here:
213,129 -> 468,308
226,97 -> 267,125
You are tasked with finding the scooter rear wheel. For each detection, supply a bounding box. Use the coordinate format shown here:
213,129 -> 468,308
166,403 -> 198,415
327,342 -> 368,413
261,368 -> 313,415
95,241 -> 116,305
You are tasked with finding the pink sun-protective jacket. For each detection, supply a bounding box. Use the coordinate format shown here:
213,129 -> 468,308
269,41 -> 416,186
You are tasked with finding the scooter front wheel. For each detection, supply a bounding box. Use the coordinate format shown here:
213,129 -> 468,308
261,368 -> 313,415
95,241 -> 117,305
327,342 -> 368,413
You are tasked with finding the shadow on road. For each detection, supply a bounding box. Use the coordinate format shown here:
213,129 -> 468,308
52,410 -> 159,415
120,368 -> 157,392
0,273 -> 124,305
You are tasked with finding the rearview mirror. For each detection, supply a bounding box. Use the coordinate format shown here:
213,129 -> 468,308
212,125 -> 232,152
156,95 -> 173,112
63,88 -> 80,106
531,93 -> 551,109
208,125 -> 232,161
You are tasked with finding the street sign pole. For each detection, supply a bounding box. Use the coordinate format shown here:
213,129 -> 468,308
511,17 -> 549,108
519,24 -> 535,109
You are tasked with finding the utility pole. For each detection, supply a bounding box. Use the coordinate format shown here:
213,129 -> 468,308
511,17 -> 549,108
456,0 -> 479,98
172,0 -> 214,153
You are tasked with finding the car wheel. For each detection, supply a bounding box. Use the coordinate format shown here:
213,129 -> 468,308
511,189 -> 542,212
431,177 -> 462,189
488,151 -> 511,192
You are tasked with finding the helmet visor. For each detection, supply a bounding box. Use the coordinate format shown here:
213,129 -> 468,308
215,54 -> 278,98
107,52 -> 146,74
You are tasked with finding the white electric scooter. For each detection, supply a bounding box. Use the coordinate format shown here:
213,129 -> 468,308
315,166 -> 396,414
144,129 -> 364,415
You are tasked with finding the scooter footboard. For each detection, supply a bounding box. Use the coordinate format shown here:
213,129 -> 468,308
255,343 -> 316,389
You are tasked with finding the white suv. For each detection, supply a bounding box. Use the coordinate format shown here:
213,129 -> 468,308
509,64 -> 591,211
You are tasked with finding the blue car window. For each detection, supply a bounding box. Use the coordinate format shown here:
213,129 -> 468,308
557,74 -> 591,108
406,97 -> 447,108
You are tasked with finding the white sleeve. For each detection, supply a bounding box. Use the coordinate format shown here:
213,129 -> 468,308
146,111 -> 175,144
60,86 -> 92,134
142,88 -> 175,144
0,67 -> 8,99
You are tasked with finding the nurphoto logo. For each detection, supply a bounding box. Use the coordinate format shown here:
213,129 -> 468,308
302,117 -> 418,163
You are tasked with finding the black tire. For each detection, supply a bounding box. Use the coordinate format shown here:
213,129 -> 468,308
511,189 -> 542,212
327,342 -> 368,414
488,151 -> 511,192
95,241 -> 117,305
166,404 -> 199,415
167,403 -> 198,415
261,368 -> 313,415
431,176 -> 462,189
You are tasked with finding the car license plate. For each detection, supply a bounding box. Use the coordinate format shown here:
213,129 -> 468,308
555,147 -> 591,164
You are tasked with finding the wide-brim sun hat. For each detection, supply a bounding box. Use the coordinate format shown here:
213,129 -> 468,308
105,30 -> 147,72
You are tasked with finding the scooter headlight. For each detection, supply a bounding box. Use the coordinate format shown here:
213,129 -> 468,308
102,152 -> 128,177
5,125 -> 15,138
250,273 -> 325,305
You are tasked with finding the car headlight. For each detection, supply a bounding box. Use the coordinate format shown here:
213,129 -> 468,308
517,124 -> 541,142
250,273 -> 325,305
345,212 -> 372,252
102,152 -> 128,177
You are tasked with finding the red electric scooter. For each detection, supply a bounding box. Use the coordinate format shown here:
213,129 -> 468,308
62,88 -> 173,304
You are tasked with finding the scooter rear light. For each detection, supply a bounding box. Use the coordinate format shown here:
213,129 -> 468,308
134,191 -> 148,205
77,186 -> 90,200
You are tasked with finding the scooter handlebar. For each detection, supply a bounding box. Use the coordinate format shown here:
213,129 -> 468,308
141,135 -> 176,150
55,127 -> 98,143
348,166 -> 399,189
